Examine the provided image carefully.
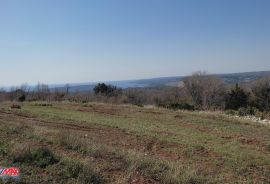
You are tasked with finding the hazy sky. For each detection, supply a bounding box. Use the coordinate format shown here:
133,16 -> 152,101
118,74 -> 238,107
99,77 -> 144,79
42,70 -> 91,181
0,0 -> 270,86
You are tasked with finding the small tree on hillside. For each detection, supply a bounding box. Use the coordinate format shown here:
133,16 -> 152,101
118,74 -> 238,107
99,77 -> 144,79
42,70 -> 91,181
94,83 -> 108,95
225,84 -> 249,110
94,83 -> 122,97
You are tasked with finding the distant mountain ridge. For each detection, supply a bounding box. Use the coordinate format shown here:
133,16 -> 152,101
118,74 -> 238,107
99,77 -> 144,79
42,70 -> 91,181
52,70 -> 270,92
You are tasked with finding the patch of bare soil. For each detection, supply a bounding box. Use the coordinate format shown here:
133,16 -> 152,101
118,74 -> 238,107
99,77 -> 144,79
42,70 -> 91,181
59,104 -> 127,117
59,104 -> 165,118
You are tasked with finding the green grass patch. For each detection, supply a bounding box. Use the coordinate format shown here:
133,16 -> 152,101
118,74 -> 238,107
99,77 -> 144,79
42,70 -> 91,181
12,146 -> 59,168
59,157 -> 103,184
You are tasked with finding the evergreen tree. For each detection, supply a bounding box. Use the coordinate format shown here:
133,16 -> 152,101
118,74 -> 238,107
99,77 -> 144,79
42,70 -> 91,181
225,84 -> 249,110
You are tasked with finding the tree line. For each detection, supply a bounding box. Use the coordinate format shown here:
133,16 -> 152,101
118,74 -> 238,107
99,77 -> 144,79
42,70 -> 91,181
1,72 -> 270,117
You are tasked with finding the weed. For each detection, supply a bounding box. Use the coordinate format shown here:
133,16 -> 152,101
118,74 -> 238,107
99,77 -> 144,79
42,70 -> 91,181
56,130 -> 87,153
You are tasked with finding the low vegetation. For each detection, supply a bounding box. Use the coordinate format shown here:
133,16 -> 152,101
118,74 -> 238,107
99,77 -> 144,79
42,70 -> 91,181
0,102 -> 269,183
12,146 -> 59,168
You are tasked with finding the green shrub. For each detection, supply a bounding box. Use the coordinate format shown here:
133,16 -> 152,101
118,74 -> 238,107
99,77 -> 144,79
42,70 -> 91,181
12,146 -> 59,168
94,83 -> 122,97
82,103 -> 93,107
238,106 -> 257,116
165,103 -> 195,111
60,158 -> 83,178
60,158 -> 103,184
78,164 -> 103,184
225,109 -> 237,115
225,84 -> 249,110
32,102 -> 53,107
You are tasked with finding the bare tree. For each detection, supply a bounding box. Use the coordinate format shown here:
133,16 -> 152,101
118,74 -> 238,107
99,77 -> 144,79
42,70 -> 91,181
184,71 -> 226,109
52,88 -> 65,102
251,76 -> 270,111
34,83 -> 50,101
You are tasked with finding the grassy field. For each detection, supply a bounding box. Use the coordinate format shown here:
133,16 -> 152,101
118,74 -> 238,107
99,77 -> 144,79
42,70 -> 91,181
0,102 -> 269,183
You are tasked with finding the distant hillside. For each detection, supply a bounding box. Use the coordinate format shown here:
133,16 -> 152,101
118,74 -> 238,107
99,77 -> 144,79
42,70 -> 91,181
52,70 -> 270,92
217,71 -> 270,84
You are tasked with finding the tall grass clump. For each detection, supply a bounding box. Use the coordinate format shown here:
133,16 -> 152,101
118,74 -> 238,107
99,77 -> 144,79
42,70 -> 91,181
120,150 -> 208,184
59,157 -> 103,184
12,145 -> 59,168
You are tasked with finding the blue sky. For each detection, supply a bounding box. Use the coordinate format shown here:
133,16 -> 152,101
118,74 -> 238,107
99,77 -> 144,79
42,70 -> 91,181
0,0 -> 270,86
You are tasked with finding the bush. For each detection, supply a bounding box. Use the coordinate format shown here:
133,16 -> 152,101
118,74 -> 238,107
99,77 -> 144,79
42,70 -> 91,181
166,103 -> 195,111
60,158 -> 83,178
255,111 -> 270,120
225,84 -> 249,110
18,94 -> 26,102
60,158 -> 103,184
94,83 -> 122,97
238,106 -> 257,116
160,102 -> 195,111
225,109 -> 237,116
32,102 -> 53,107
82,103 -> 93,108
12,146 -> 59,168
11,104 -> 21,109
125,89 -> 146,106
78,163 -> 103,184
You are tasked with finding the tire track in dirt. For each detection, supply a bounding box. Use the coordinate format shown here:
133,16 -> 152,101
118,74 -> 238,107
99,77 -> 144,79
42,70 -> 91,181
54,105 -> 270,152
0,110 -> 255,182
0,110 -> 219,161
